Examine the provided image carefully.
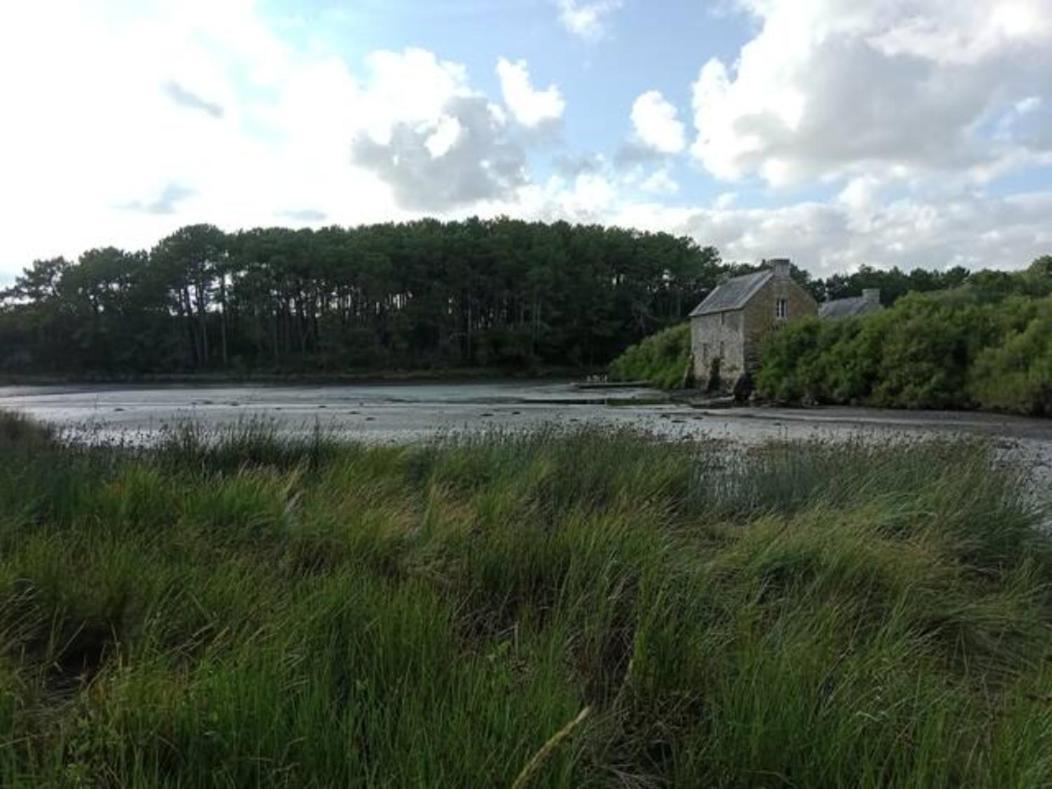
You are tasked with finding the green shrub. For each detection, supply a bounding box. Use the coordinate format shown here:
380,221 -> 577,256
969,300 -> 1052,415
608,323 -> 691,389
757,280 -> 1052,413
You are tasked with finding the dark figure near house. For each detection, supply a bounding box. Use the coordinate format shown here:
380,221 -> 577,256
733,371 -> 754,404
707,357 -> 722,394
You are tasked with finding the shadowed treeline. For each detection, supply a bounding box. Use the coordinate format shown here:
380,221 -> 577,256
1,218 -> 974,376
0,220 -> 720,374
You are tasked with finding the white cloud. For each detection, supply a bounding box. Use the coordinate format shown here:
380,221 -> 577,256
424,115 -> 462,158
475,157 -> 1051,275
665,188 -> 1052,275
555,0 -> 623,41
714,192 -> 737,210
0,0 -> 405,277
0,3 -> 536,274
639,169 -> 680,194
691,0 -> 1052,186
348,51 -> 531,210
630,90 -> 686,154
353,48 -> 473,146
0,0 -> 1048,286
496,58 -> 566,128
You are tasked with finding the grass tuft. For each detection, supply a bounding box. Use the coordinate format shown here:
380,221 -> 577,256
0,410 -> 1050,786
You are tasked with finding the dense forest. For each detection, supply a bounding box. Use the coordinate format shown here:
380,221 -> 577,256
0,216 -> 980,376
0,220 -> 722,374
757,257 -> 1052,415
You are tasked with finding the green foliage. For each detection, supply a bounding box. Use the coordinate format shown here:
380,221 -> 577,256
1,413 -> 1051,785
0,219 -> 722,374
818,263 -> 971,305
608,322 -> 691,388
970,299 -> 1052,415
757,260 -> 1052,414
3,225 -> 1021,380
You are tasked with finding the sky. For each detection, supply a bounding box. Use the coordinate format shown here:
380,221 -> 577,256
1,0 -> 1051,285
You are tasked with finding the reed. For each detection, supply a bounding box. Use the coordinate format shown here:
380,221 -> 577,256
0,412 -> 1049,786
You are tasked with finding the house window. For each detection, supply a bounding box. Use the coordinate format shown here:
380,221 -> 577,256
719,341 -> 725,359
720,312 -> 725,327
701,343 -> 709,363
776,298 -> 788,319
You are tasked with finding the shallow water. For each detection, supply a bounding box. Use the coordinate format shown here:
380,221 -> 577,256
2,381 -> 1051,447
4,379 -> 1049,521
0,381 -> 1044,443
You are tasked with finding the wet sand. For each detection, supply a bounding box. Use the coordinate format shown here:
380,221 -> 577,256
1,381 -> 1050,459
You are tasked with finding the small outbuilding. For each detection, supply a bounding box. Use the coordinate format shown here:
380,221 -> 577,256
818,289 -> 883,319
689,258 -> 817,382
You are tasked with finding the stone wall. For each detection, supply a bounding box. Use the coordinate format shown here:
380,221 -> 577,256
739,277 -> 817,370
691,275 -> 817,383
691,309 -> 746,382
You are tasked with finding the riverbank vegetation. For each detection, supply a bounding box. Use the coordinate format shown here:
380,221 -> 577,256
607,323 -> 691,389
757,257 -> 1052,414
2,412 -> 1051,785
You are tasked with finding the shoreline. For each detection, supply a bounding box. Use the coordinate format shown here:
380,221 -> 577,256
0,366 -> 598,388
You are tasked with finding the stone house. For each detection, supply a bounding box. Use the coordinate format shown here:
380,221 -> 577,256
818,288 -> 883,319
689,258 -> 817,382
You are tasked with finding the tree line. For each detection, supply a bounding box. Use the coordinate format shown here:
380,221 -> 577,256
0,216 -> 979,375
1,220 -> 723,374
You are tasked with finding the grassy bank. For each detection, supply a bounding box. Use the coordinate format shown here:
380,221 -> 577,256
608,323 -> 692,389
1,413 -> 1052,786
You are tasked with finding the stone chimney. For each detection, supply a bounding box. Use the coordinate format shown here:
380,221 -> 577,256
768,258 -> 791,279
862,288 -> 880,305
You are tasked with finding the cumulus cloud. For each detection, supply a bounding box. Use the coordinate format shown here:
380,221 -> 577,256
553,152 -> 606,177
517,172 -> 618,223
1,0 -> 1048,285
348,49 -> 530,210
122,183 -> 196,215
639,168 -> 679,194
279,208 -> 327,222
0,0 -> 403,275
630,90 -> 686,154
0,6 -> 538,272
352,96 -> 528,210
614,141 -> 665,168
667,189 -> 1052,274
162,81 -> 224,118
496,58 -> 565,128
691,0 -> 1052,186
555,0 -> 623,41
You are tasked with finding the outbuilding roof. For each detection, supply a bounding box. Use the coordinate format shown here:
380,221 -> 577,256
689,270 -> 773,317
818,296 -> 882,319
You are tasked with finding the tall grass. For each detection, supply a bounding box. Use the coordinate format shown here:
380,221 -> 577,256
1,411 -> 1050,786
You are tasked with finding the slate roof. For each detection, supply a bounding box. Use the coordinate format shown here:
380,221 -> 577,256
689,270 -> 773,317
818,296 -> 882,319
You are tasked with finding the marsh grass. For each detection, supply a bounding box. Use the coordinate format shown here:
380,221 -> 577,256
1,412 -> 1051,786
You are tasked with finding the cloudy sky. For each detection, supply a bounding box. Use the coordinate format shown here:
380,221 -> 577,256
1,0 -> 1051,284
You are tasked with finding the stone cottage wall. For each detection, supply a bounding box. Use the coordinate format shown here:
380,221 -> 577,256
691,277 -> 817,384
740,279 -> 817,370
691,309 -> 746,382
